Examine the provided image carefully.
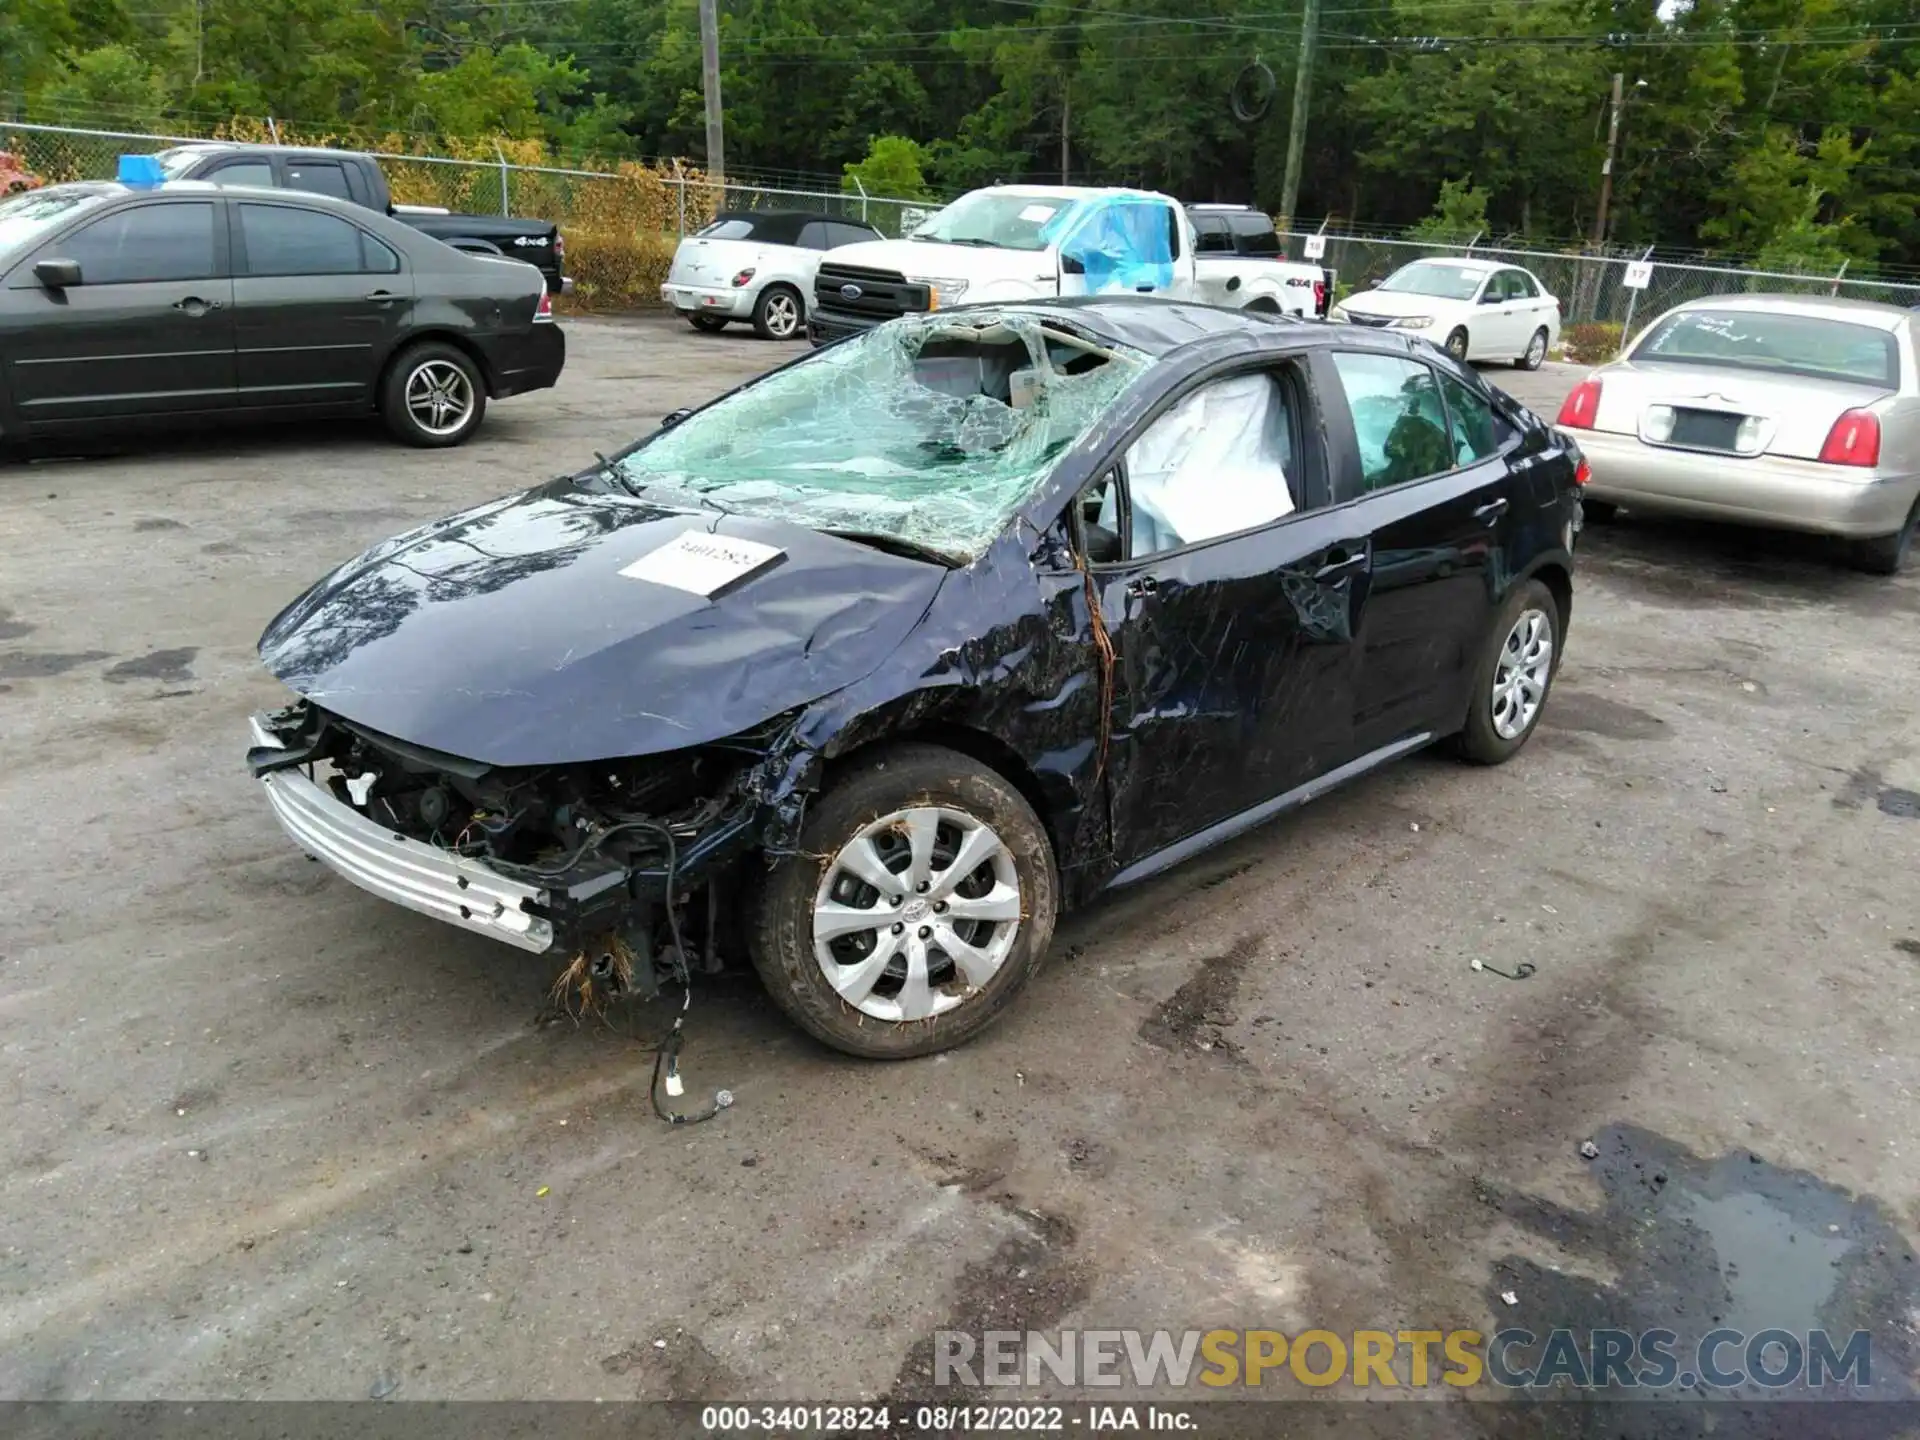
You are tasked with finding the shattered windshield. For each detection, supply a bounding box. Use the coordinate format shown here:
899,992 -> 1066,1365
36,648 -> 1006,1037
610,312 -> 1145,562
910,191 -> 1082,251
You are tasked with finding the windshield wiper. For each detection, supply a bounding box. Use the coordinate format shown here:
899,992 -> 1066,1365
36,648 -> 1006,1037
929,237 -> 1003,248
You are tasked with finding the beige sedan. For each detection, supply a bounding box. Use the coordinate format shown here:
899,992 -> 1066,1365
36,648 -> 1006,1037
1555,295 -> 1920,573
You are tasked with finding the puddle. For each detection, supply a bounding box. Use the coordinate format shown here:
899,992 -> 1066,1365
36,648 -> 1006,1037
1478,1123 -> 1917,1429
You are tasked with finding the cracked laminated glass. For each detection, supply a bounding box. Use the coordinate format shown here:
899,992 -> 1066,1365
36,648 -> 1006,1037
611,313 -> 1147,562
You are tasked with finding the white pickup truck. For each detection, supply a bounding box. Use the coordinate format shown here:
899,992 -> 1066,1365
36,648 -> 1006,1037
808,185 -> 1331,345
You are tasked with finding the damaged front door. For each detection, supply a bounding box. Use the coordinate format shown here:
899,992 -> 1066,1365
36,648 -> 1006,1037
1081,364 -> 1369,877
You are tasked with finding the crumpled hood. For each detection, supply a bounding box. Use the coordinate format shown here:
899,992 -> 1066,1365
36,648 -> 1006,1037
258,482 -> 947,766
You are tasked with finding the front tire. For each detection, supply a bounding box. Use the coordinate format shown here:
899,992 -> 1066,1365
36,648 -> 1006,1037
1450,579 -> 1562,765
749,743 -> 1058,1059
1851,499 -> 1917,575
752,284 -> 804,341
1444,327 -> 1470,362
382,342 -> 486,448
1516,327 -> 1549,370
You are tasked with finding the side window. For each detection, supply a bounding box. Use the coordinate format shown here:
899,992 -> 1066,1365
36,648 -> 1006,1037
285,160 -> 352,202
1509,270 -> 1539,299
1106,371 -> 1298,559
1437,371 -> 1501,466
826,222 -> 873,249
361,232 -> 401,275
1161,203 -> 1182,259
795,221 -> 830,251
208,160 -> 274,188
238,203 -> 365,276
1228,213 -> 1281,257
54,202 -> 216,284
1329,352 -> 1453,493
1194,217 -> 1233,254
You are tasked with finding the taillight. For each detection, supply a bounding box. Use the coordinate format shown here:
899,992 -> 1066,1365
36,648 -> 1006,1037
1557,377 -> 1602,429
730,267 -> 756,288
553,232 -> 564,260
1574,457 -> 1592,486
1313,280 -> 1326,314
1818,409 -> 1880,467
534,285 -> 554,321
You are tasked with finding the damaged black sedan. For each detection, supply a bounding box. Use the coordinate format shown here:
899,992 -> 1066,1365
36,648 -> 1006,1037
248,298 -> 1582,1059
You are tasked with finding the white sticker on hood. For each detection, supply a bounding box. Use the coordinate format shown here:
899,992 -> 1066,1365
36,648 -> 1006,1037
1017,204 -> 1059,222
619,531 -> 785,598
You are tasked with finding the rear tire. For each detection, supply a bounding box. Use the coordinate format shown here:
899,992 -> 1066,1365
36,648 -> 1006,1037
381,341 -> 486,448
1516,327 -> 1549,370
1449,579 -> 1562,765
1444,327 -> 1470,361
1581,499 -> 1619,524
752,284 -> 804,341
748,743 -> 1058,1059
1851,499 -> 1918,575
688,312 -> 728,333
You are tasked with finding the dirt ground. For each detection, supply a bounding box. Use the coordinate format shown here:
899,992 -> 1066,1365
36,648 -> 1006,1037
3,315 -> 1918,1417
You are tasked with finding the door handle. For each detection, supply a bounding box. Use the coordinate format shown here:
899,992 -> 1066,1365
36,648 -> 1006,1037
1125,575 -> 1159,598
1313,547 -> 1367,581
1474,497 -> 1510,525
172,296 -> 222,314
364,290 -> 398,303
1135,285 -> 1155,293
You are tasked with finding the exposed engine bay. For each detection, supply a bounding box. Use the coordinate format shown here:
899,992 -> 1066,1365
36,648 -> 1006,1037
247,699 -> 809,1007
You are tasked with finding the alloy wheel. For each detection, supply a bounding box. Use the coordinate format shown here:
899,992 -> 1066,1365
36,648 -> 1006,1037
763,292 -> 800,338
1525,330 -> 1547,367
1491,607 -> 1554,740
811,806 -> 1023,1022
404,360 -> 475,437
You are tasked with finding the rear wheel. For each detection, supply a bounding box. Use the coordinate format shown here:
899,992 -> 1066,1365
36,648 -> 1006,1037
381,341 -> 486,448
1444,327 -> 1470,361
1450,580 -> 1561,765
1516,327 -> 1549,370
749,743 -> 1057,1059
752,284 -> 804,341
688,312 -> 728,333
1851,499 -> 1918,576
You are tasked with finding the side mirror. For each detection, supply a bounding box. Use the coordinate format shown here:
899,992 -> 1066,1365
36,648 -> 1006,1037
1479,291 -> 1503,305
660,407 -> 694,430
1060,252 -> 1086,277
34,258 -> 81,289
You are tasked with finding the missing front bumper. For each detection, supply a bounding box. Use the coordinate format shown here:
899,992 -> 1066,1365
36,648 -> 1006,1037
250,714 -> 556,953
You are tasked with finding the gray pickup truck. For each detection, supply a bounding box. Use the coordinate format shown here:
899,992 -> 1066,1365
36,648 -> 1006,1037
150,142 -> 570,296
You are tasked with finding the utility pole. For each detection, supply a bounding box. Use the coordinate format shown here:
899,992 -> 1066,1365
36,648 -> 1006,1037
1592,71 -> 1624,249
1278,0 -> 1320,230
698,0 -> 725,187
1060,82 -> 1070,185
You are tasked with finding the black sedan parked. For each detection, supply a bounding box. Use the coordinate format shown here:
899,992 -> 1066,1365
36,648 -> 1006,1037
0,178 -> 563,448
247,298 -> 1582,1059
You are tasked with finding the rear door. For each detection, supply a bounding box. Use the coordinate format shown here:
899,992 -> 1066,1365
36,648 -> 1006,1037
0,197 -> 234,428
229,199 -> 411,410
1316,348 -> 1518,753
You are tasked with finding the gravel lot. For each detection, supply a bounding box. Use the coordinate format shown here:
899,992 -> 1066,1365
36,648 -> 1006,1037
4,315 -> 1919,1413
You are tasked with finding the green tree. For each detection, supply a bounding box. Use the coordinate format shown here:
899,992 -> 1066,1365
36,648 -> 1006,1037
27,44 -> 166,130
1408,179 -> 1489,245
842,134 -> 932,200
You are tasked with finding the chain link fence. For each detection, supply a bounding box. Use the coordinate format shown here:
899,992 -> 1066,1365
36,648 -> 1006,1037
1281,229 -> 1920,363
0,120 -> 936,312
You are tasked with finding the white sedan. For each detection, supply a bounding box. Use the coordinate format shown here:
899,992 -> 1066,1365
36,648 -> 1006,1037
662,210 -> 884,340
1331,257 -> 1562,369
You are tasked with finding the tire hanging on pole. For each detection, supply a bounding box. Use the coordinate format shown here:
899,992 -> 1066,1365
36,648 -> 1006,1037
1230,58 -> 1278,125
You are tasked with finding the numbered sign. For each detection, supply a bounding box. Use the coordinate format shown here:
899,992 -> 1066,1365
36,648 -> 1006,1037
1303,233 -> 1328,261
1623,260 -> 1654,290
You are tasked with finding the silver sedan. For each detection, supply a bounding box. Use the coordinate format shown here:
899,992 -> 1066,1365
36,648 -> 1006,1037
1555,295 -> 1920,573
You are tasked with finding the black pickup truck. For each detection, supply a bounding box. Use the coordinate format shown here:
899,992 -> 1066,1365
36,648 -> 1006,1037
150,142 -> 569,295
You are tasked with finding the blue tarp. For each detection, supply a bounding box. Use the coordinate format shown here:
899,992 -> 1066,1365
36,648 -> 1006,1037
1040,195 -> 1175,294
